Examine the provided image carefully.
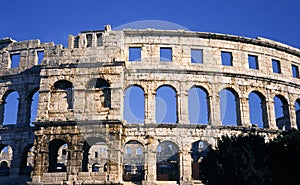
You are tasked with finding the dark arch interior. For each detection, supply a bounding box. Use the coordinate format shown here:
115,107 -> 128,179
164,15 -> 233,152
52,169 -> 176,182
156,141 -> 179,182
274,95 -> 291,130
48,139 -> 68,172
54,80 -> 73,90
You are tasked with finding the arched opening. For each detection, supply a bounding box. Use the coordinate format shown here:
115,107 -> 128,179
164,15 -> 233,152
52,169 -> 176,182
124,85 -> 145,124
188,86 -> 209,124
30,91 -> 39,127
3,91 -> 19,125
82,137 -> 109,173
92,163 -> 100,172
156,141 -> 179,182
123,141 -> 145,182
51,80 -> 73,111
191,140 -> 210,180
274,95 -> 291,130
87,78 -> 111,108
248,91 -> 268,128
48,140 -> 68,172
156,85 -> 177,123
295,99 -> 300,129
0,145 -> 13,176
219,88 -> 241,126
19,145 -> 34,176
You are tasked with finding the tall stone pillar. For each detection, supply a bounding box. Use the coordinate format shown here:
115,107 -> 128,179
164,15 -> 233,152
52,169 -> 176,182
144,138 -> 156,183
180,150 -> 192,182
240,96 -> 251,127
179,90 -> 189,124
145,87 -> 156,124
289,102 -> 297,129
210,87 -> 221,126
107,132 -> 123,182
9,142 -> 21,177
266,97 -> 277,129
17,91 -> 29,126
32,134 -> 49,182
68,135 -> 82,175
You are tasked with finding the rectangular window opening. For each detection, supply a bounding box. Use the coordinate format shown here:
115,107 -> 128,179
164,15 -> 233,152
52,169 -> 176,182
292,64 -> 299,78
129,47 -> 141,62
37,51 -> 44,64
248,55 -> 259,69
62,149 -> 67,156
96,33 -> 103,46
191,49 -> 203,64
86,34 -> 92,48
221,51 -> 232,66
160,47 -> 172,62
74,36 -> 79,48
272,59 -> 281,73
10,53 -> 20,68
126,147 -> 131,155
136,147 -> 142,155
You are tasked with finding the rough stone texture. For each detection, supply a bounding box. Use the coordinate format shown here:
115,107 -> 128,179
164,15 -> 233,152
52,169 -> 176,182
0,25 -> 299,184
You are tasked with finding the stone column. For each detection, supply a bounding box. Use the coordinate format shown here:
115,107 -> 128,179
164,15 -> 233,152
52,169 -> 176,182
240,96 -> 251,127
180,150 -> 192,182
68,35 -> 74,49
9,142 -> 21,177
179,90 -> 189,124
266,97 -> 277,129
289,102 -> 297,129
145,86 -> 156,124
210,87 -> 221,126
107,133 -> 123,182
68,135 -> 82,175
17,91 -> 31,127
144,138 -> 156,182
32,134 -> 49,182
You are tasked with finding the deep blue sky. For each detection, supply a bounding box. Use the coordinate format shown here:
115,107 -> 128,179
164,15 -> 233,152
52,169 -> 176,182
1,0 -> 300,49
1,0 -> 300,126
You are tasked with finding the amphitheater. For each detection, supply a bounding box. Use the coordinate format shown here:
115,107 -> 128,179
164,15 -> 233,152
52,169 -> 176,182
0,24 -> 299,185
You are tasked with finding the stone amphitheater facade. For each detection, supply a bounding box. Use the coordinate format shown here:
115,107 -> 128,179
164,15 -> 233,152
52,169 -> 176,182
0,25 -> 299,185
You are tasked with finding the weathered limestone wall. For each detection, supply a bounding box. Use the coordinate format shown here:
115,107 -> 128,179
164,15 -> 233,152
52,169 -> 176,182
0,25 -> 300,184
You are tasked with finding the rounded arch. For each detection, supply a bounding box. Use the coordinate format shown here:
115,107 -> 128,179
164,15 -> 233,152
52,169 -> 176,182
87,78 -> 110,89
248,91 -> 268,128
191,140 -> 210,180
0,145 -> 13,176
123,140 -> 145,182
87,78 -> 111,108
156,140 -> 179,182
92,163 -> 100,172
51,80 -> 73,110
156,85 -> 178,123
188,86 -> 209,124
124,85 -> 145,124
274,94 -> 291,130
2,91 -> 19,125
219,87 -> 241,126
82,137 -> 108,172
19,144 -> 34,175
48,139 -> 69,172
53,80 -> 73,90
295,99 -> 300,129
